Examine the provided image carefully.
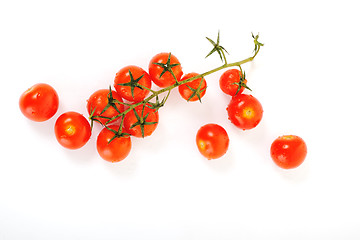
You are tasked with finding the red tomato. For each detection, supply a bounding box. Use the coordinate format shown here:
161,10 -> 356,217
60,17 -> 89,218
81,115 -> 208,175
270,135 -> 307,169
96,125 -> 131,163
19,83 -> 59,122
219,69 -> 248,96
178,73 -> 207,102
86,89 -> 124,125
54,112 -> 91,150
123,103 -> 159,138
227,94 -> 263,130
114,65 -> 152,102
196,124 -> 229,160
148,52 -> 183,88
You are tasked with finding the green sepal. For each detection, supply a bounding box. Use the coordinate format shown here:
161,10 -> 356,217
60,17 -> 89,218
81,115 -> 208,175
99,86 -> 122,115
117,70 -> 145,99
130,105 -> 158,138
231,70 -> 252,95
185,77 -> 206,103
205,31 -> 229,63
105,124 -> 131,144
88,106 -> 104,130
152,52 -> 180,83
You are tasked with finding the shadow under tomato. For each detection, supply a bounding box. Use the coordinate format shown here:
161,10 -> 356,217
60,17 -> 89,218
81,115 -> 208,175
204,150 -> 236,173
102,157 -> 138,178
272,156 -> 310,183
24,114 -> 58,138
61,138 -> 98,165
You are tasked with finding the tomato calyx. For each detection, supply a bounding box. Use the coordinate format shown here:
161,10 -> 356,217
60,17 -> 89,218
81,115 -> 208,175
88,107 -> 103,129
88,86 -> 128,129
99,86 -> 123,115
117,70 -> 146,99
151,52 -> 180,85
104,124 -> 130,144
129,104 -> 158,138
206,31 -> 229,64
185,76 -> 207,103
233,69 -> 252,95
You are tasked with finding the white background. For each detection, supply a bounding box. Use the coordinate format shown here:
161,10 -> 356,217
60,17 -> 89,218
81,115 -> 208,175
1,0 -> 360,239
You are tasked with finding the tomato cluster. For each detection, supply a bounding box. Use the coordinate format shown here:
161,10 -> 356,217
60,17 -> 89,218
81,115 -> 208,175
19,35 -> 307,169
19,53 -> 205,163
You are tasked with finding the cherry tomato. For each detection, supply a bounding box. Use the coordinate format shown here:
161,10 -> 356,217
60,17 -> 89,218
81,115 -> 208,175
270,135 -> 307,169
19,83 -> 59,122
227,94 -> 263,130
96,125 -> 131,163
196,124 -> 229,160
86,89 -> 124,125
114,65 -> 152,102
148,52 -> 183,88
219,69 -> 248,96
178,73 -> 207,102
54,111 -> 91,150
123,103 -> 159,138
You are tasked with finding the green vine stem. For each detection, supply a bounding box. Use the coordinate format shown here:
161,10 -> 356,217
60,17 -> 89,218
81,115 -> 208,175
103,33 -> 263,136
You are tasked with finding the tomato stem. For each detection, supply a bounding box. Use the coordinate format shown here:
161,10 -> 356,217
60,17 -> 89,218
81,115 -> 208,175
105,33 -> 263,129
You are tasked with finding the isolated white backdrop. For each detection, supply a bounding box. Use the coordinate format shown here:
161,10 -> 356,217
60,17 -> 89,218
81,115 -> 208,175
1,0 -> 360,239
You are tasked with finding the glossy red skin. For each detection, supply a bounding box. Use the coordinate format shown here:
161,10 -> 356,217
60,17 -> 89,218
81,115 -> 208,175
227,94 -> 263,130
19,83 -> 59,122
96,125 -> 131,163
148,52 -> 183,88
123,104 -> 159,138
219,69 -> 247,96
196,124 -> 229,160
86,89 -> 124,125
178,72 -> 207,102
270,135 -> 307,169
114,65 -> 152,102
54,112 -> 91,150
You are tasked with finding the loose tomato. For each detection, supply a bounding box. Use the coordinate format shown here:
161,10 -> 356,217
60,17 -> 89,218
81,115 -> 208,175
96,125 -> 131,163
86,88 -> 124,125
219,69 -> 249,96
178,73 -> 207,102
19,83 -> 59,122
270,135 -> 307,169
148,52 -> 183,88
114,65 -> 152,102
196,124 -> 229,160
123,103 -> 159,138
54,111 -> 91,150
227,94 -> 263,130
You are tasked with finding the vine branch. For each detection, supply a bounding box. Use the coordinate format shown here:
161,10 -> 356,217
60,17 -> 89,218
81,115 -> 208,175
105,33 -> 264,134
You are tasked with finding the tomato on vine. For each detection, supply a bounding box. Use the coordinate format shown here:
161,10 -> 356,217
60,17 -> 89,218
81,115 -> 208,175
227,94 -> 263,130
149,52 -> 183,88
219,69 -> 250,96
54,111 -> 91,150
114,65 -> 152,102
87,88 -> 124,126
178,73 -> 207,102
19,83 -> 59,122
196,124 -> 229,160
270,135 -> 307,169
123,103 -> 159,138
96,125 -> 131,163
